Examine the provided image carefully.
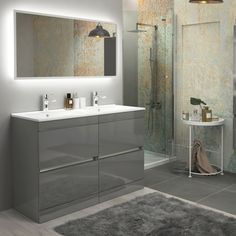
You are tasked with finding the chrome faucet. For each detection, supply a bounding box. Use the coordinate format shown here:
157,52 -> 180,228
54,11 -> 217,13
42,94 -> 56,111
92,91 -> 106,106
43,94 -> 49,112
92,91 -> 99,107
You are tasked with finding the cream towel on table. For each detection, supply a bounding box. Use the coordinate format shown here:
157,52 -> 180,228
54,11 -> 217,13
190,139 -> 217,173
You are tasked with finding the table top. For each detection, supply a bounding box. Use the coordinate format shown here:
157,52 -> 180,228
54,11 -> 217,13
182,118 -> 224,127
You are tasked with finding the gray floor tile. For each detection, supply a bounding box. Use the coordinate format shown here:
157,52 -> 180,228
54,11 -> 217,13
199,190 -> 236,215
224,184 -> 236,193
150,176 -> 221,202
144,168 -> 176,186
153,161 -> 183,173
145,161 -> 236,215
146,161 -> 188,178
145,162 -> 236,188
191,172 -> 236,189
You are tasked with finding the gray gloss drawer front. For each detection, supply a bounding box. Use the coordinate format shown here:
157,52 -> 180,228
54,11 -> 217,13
39,124 -> 98,170
39,116 -> 98,131
39,161 -> 98,211
99,111 -> 144,123
99,150 -> 144,192
99,117 -> 144,156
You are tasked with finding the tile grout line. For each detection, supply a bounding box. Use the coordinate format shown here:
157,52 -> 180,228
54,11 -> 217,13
152,189 -> 236,219
147,172 -> 236,204
145,165 -> 236,210
196,183 -> 236,203
183,176 -> 230,189
148,173 -> 221,191
147,175 -> 182,188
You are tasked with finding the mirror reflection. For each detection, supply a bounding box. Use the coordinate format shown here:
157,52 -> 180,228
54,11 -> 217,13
16,12 -> 117,78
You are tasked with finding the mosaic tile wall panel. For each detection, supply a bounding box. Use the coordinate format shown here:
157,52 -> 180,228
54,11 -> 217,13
175,0 -> 236,172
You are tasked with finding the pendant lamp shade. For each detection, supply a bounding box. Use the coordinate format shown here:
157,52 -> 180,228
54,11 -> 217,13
189,0 -> 223,3
88,23 -> 110,38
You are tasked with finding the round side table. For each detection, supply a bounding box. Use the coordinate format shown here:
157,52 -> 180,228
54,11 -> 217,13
182,118 -> 224,178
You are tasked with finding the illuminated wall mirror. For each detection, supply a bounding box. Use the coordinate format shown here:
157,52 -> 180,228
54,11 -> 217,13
15,11 -> 117,78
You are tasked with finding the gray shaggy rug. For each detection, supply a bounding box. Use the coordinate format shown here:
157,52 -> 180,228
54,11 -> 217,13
54,192 -> 236,236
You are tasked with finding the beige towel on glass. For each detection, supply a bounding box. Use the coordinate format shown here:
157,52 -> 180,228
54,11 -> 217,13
190,139 -> 216,173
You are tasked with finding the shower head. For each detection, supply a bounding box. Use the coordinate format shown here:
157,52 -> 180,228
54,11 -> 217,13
127,23 -> 157,33
127,29 -> 147,33
127,23 -> 147,33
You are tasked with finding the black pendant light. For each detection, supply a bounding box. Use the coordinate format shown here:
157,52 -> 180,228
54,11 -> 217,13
189,0 -> 223,3
88,23 -> 110,38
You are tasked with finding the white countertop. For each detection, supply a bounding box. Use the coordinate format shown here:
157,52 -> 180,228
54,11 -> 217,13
11,105 -> 145,122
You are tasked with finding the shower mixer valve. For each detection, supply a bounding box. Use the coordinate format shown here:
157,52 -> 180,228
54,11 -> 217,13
146,101 -> 161,109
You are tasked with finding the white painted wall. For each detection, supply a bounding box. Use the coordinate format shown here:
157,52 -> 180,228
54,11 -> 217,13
0,0 -> 123,210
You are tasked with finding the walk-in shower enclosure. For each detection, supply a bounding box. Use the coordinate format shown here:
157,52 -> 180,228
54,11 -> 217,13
123,0 -> 174,165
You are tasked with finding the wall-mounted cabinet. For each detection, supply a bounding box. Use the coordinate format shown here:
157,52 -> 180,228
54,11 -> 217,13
12,109 -> 144,223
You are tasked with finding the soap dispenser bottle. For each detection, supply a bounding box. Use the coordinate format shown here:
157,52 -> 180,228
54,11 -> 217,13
73,92 -> 80,109
65,93 -> 73,109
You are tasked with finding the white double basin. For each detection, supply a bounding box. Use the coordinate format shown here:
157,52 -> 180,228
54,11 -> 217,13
11,105 -> 145,122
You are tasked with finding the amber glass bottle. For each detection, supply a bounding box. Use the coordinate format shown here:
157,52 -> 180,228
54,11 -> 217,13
202,106 -> 212,122
65,93 -> 73,109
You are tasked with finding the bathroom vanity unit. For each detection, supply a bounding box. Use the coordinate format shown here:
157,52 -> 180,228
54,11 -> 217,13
12,105 -> 144,223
